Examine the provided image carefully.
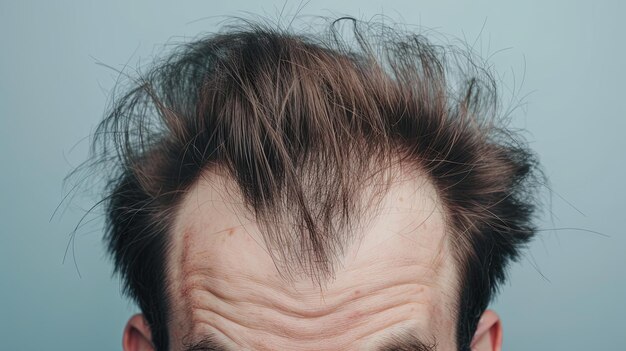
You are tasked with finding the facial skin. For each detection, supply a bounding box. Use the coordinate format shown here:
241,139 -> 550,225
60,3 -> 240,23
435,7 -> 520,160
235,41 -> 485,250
122,169 -> 503,351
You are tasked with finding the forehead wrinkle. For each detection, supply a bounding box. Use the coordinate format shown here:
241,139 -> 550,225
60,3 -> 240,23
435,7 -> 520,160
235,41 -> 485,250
176,250 -> 455,348
187,305 -> 436,351
182,268 -> 436,320
175,239 -> 453,347
177,237 -> 450,320
187,289 -> 433,339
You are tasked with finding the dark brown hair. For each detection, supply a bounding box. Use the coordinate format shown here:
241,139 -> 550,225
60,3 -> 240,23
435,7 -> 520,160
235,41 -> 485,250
84,17 -> 542,350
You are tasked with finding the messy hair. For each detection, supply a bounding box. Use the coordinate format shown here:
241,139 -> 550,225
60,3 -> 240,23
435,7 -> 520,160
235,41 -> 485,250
85,17 -> 542,350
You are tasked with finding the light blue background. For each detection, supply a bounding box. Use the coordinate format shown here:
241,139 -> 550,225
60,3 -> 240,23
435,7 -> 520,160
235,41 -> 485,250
1,1 -> 624,350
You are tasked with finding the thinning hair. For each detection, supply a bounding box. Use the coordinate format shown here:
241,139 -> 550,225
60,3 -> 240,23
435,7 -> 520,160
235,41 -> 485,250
83,17 -> 542,350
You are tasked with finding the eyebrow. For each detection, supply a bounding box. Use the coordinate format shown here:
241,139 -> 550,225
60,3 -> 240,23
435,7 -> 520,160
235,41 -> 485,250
182,330 -> 437,351
182,333 -> 230,351
376,330 -> 438,351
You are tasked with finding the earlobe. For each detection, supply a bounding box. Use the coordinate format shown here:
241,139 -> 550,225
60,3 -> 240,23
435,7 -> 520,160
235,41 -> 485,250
470,309 -> 502,351
123,314 -> 155,351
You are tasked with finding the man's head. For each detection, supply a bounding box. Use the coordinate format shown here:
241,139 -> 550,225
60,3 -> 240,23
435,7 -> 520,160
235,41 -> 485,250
91,18 -> 541,351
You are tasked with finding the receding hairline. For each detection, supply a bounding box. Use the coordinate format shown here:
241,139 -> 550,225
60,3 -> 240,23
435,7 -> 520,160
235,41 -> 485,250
165,161 -> 458,350
167,158 -> 454,285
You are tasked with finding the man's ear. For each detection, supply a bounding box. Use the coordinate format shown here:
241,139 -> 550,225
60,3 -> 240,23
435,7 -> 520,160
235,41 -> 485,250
123,314 -> 155,351
470,309 -> 502,351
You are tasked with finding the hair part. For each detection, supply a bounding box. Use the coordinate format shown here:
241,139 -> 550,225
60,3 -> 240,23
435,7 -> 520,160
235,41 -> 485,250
82,17 -> 543,350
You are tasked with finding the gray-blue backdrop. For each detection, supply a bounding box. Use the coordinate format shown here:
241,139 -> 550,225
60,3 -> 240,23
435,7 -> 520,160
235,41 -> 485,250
1,1 -> 624,350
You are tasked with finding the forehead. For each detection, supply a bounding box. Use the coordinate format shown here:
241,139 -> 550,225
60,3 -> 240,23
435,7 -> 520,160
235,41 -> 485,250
167,170 -> 459,350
